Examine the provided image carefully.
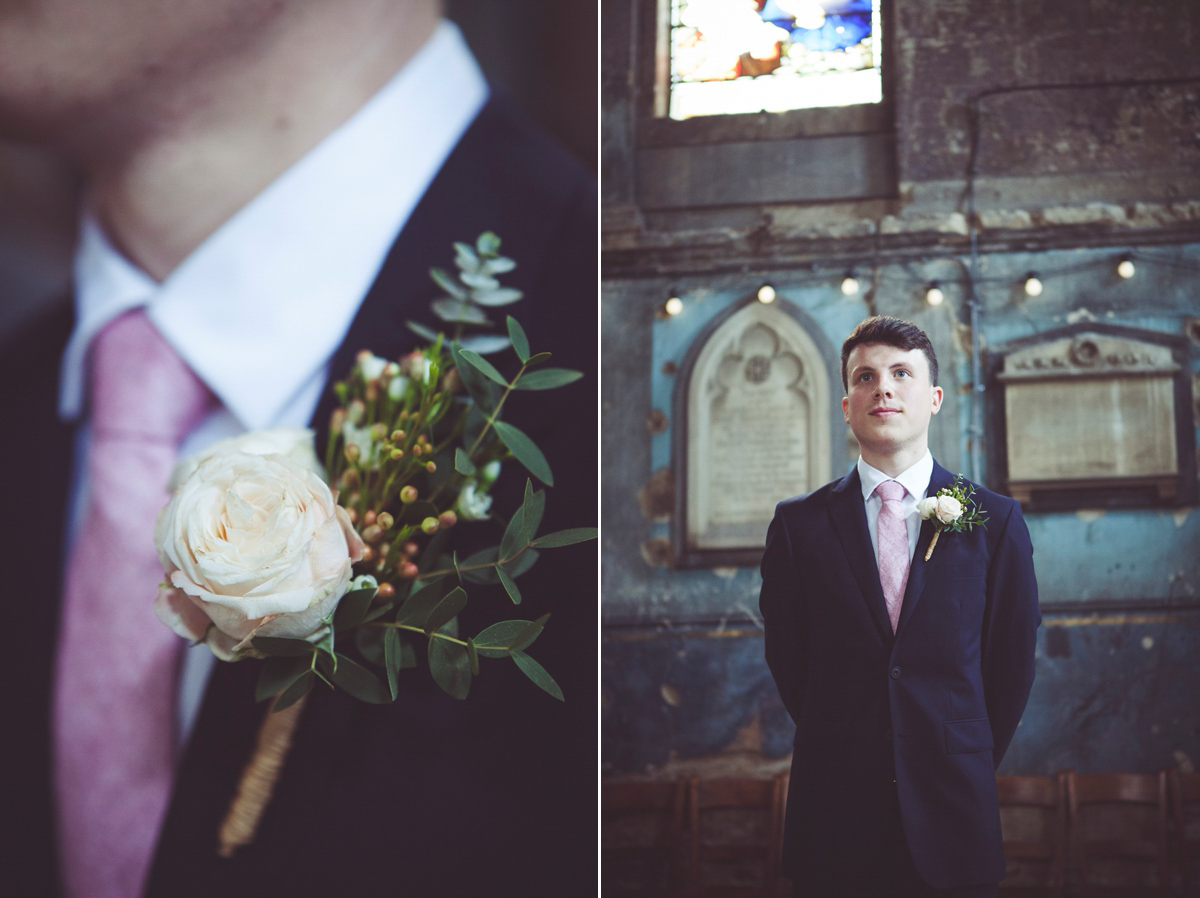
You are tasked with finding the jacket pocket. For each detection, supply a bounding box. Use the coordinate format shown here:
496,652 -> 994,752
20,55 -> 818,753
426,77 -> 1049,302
944,717 -> 994,754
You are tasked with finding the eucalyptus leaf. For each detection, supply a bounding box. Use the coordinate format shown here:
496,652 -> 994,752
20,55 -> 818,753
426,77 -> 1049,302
513,614 -> 550,653
500,548 -> 539,580
384,627 -> 402,700
493,420 -> 553,486
395,578 -> 452,627
522,488 -> 546,545
251,636 -> 317,658
452,343 -> 500,414
256,656 -> 312,703
397,635 -> 417,669
496,565 -> 522,605
273,670 -> 315,712
463,401 -> 493,446
484,256 -> 516,275
466,637 -> 480,675
457,349 -> 509,387
507,316 -> 530,363
424,586 -> 468,636
460,546 -> 500,584
513,368 -> 584,391
471,287 -> 523,307
333,587 -> 377,632
499,505 -> 528,562
526,352 -> 551,365
432,297 -> 491,325
531,527 -> 599,549
511,651 -> 564,701
454,241 -> 479,271
327,653 -> 392,704
355,625 -> 386,665
430,267 -> 467,299
407,320 -> 441,343
457,334 -> 512,356
428,638 -> 472,700
454,448 -> 476,476
460,271 -> 499,291
476,231 -> 501,255
473,618 -> 545,658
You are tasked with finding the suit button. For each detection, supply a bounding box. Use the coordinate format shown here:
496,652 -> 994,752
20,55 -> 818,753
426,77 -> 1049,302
890,667 -> 901,679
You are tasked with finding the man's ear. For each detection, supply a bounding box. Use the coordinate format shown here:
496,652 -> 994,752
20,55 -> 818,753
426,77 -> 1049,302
930,385 -> 944,415
842,396 -> 850,422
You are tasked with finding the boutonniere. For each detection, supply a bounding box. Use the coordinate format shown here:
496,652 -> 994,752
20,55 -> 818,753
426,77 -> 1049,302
916,475 -> 987,561
153,232 -> 595,857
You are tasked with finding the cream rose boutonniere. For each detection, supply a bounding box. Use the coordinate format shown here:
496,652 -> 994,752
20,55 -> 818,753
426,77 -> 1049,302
917,475 -> 987,561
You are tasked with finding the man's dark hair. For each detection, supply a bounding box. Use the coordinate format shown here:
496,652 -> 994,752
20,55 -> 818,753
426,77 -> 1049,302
840,316 -> 938,391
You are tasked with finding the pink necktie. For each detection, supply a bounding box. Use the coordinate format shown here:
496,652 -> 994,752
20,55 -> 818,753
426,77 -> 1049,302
54,309 -> 216,898
874,480 -> 910,634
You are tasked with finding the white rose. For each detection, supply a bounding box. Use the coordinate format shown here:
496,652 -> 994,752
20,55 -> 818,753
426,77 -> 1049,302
168,428 -> 323,492
935,494 -> 964,524
916,496 -> 938,520
154,449 -> 365,660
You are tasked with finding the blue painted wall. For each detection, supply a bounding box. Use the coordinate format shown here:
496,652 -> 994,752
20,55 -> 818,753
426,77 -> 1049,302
601,242 -> 1200,775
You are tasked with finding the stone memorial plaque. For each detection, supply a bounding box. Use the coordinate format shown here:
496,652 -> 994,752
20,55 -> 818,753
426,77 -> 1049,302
997,330 -> 1182,503
681,301 -> 830,557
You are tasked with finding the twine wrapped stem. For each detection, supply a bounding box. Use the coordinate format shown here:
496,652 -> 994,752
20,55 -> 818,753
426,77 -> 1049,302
217,693 -> 308,858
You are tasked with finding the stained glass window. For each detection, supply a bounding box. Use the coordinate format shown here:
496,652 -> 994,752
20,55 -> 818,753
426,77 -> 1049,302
668,0 -> 882,120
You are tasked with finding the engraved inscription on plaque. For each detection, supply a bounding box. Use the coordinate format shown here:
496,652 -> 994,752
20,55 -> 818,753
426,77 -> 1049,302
998,331 -> 1181,502
685,303 -> 830,551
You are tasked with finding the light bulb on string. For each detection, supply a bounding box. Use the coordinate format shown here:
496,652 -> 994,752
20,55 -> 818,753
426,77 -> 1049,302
757,284 -> 776,304
1117,257 -> 1135,279
1024,274 -> 1043,297
925,282 -> 944,306
840,273 -> 860,296
664,295 -> 683,317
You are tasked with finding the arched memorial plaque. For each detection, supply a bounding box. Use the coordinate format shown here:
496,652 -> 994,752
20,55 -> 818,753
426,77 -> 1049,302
672,298 -> 836,567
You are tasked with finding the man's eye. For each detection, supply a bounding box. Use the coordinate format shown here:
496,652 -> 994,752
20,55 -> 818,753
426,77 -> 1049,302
895,369 -> 910,378
858,373 -> 872,382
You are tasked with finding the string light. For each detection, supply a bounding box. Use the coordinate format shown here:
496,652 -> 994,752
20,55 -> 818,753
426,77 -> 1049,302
1117,257 -> 1135,279
925,282 -> 944,306
664,296 -> 683,316
757,284 -> 776,304
1023,274 -> 1043,297
840,273 -> 860,296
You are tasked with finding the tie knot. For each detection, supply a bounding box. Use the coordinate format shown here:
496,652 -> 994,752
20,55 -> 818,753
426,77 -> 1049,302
875,480 -> 906,503
89,309 -> 216,443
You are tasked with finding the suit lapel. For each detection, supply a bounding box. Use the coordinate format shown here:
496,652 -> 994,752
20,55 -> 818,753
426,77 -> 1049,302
827,469 -> 894,643
894,461 -> 956,640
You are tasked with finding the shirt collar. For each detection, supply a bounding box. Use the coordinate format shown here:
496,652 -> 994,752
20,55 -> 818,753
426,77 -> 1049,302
60,19 -> 488,429
857,450 -> 934,502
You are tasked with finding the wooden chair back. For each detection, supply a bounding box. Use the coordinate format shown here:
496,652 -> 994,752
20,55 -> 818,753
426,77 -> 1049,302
603,779 -> 689,896
996,773 -> 1067,892
683,773 -> 788,896
1169,769 -> 1200,891
1065,769 -> 1171,895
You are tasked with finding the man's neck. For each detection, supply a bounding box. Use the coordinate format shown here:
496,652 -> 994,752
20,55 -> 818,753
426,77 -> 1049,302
82,3 -> 438,281
859,443 -> 930,479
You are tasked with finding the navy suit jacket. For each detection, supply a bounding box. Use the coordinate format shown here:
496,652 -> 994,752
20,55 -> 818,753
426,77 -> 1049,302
0,93 -> 596,897
759,461 -> 1039,889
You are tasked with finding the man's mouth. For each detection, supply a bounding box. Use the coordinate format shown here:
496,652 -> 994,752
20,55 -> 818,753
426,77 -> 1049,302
870,407 -> 900,417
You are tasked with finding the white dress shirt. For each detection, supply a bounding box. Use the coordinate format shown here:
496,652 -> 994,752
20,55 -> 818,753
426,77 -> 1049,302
857,450 -> 934,568
58,19 -> 488,746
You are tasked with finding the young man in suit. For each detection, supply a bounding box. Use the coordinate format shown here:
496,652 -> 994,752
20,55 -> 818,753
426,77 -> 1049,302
0,2 -> 596,896
759,316 -> 1040,897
